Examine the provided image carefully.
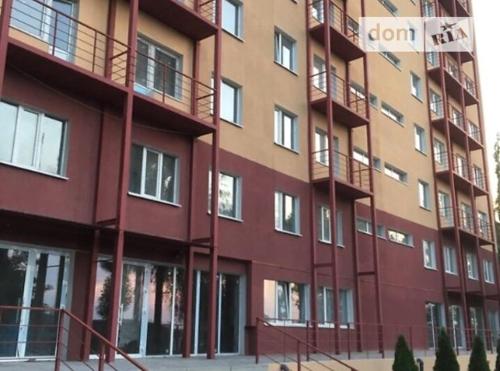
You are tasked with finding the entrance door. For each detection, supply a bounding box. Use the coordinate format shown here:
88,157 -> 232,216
0,244 -> 70,359
117,263 -> 146,355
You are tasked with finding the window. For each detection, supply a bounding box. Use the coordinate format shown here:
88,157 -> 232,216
384,163 -> 408,183
418,180 -> 431,210
370,94 -> 378,108
388,229 -> 414,247
466,252 -> 479,280
317,288 -> 354,325
444,246 -> 458,275
423,240 -> 437,269
381,102 -> 404,125
220,79 -> 242,125
477,211 -> 489,238
379,0 -> 398,15
455,155 -> 467,178
338,289 -> 354,325
136,38 -> 183,98
275,191 -> 300,234
414,125 -> 427,153
426,303 -> 444,349
461,203 -> 473,231
472,166 -> 484,189
373,157 -> 382,171
433,139 -> 447,166
426,52 -> 438,67
208,171 -> 242,219
423,1 -> 435,17
129,144 -> 179,204
264,280 -> 308,324
274,107 -> 298,151
353,148 -> 370,166
376,225 -> 386,238
430,90 -> 442,117
410,73 -> 423,100
336,210 -> 344,246
0,101 -> 67,176
318,206 -> 331,243
357,218 -> 372,235
274,29 -> 297,72
222,0 -> 243,37
380,51 -> 401,68
484,260 -> 495,284
314,128 -> 329,165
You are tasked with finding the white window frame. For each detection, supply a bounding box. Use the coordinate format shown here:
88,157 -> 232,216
410,72 -> 423,100
318,205 -> 331,244
356,218 -> 373,235
222,0 -> 243,37
208,170 -> 243,220
414,124 -> 427,153
423,240 -> 437,270
381,102 -> 404,125
220,78 -> 242,125
484,260 -> 495,284
129,144 -> 180,205
444,246 -> 458,275
275,191 -> 300,235
274,29 -> 297,72
466,252 -> 479,280
384,163 -> 408,183
387,229 -> 414,247
274,106 -> 299,151
0,101 -> 68,177
418,180 -> 431,210
264,280 -> 309,326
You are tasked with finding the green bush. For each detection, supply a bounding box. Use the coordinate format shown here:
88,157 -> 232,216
468,336 -> 490,371
393,335 -> 418,371
434,329 -> 459,371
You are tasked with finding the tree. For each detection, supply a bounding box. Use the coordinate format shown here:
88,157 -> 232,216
468,336 -> 490,371
434,329 -> 459,371
393,335 -> 418,371
495,339 -> 500,371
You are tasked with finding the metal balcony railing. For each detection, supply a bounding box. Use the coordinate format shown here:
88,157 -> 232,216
309,0 -> 360,45
174,0 -> 217,24
434,151 -> 470,180
439,207 -> 475,233
311,71 -> 368,118
467,121 -> 482,143
312,148 -> 371,191
9,0 -> 129,85
132,50 -> 215,123
463,73 -> 477,97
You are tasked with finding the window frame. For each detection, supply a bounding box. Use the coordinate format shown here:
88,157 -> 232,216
387,229 -> 414,247
264,279 -> 309,326
423,240 -> 437,270
484,260 -> 495,284
466,252 -> 479,280
444,245 -> 458,275
222,0 -> 243,38
275,191 -> 301,235
274,106 -> 299,152
418,180 -> 431,210
208,170 -> 243,220
129,144 -> 180,205
414,124 -> 427,154
0,100 -> 69,178
274,28 -> 297,72
384,163 -> 408,183
410,72 -> 423,100
381,102 -> 405,125
220,78 -> 242,126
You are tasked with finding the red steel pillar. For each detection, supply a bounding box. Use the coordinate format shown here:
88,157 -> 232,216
106,0 -> 138,361
0,0 -> 13,96
206,0 -> 222,359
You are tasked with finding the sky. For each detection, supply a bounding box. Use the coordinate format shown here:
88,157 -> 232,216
471,1 -> 499,210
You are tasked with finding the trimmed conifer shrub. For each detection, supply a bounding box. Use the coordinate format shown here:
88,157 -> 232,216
495,339 -> 500,371
434,329 -> 459,371
468,336 -> 490,371
393,335 -> 418,371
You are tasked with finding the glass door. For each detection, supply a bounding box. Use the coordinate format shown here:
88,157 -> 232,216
48,0 -> 76,61
0,244 -> 70,359
117,263 -> 146,355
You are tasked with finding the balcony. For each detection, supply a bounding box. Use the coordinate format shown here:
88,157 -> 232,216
312,149 -> 372,199
439,207 -> 494,245
310,71 -> 369,128
136,0 -> 217,41
434,152 -> 472,195
7,0 -> 216,136
429,99 -> 479,149
308,0 -> 364,62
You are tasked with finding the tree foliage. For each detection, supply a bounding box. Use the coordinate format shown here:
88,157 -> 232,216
393,335 -> 418,371
468,336 -> 490,371
434,329 -> 459,371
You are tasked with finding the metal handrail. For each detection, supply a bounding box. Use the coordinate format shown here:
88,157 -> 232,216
256,317 -> 358,371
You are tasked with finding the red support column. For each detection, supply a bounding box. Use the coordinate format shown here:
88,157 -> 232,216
206,0 -> 222,359
322,0 -> 341,355
304,0 -> 319,349
0,0 -> 13,96
106,0 -> 139,361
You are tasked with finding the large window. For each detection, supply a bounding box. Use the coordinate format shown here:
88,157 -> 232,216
129,144 -> 179,204
222,0 -> 243,37
414,125 -> 427,153
274,29 -> 297,72
418,180 -> 431,210
317,287 -> 354,326
275,191 -> 300,234
466,252 -> 479,280
484,260 -> 495,284
264,280 -> 308,324
387,229 -> 414,247
136,38 -> 182,98
423,240 -> 437,270
221,79 -> 242,125
0,101 -> 67,176
274,107 -> 298,151
208,171 -> 242,219
318,207 -> 343,246
444,246 -> 458,275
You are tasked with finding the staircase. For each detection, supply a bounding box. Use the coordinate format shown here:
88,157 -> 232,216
254,318 -> 358,371
0,305 -> 146,370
